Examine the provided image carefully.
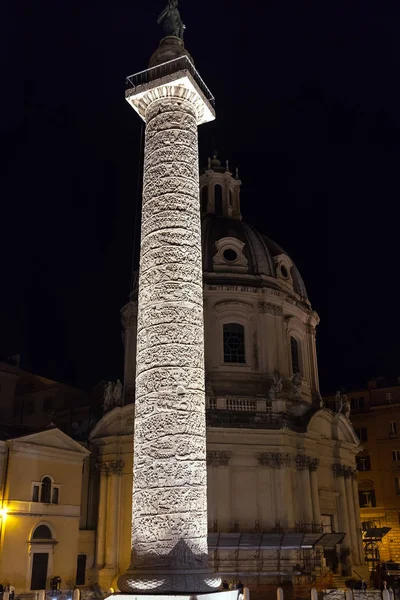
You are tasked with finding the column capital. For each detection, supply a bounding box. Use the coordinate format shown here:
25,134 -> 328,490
296,455 -> 310,470
258,301 -> 283,316
257,452 -> 291,469
309,458 -> 320,471
96,459 -> 124,474
207,451 -> 232,467
332,463 -> 348,477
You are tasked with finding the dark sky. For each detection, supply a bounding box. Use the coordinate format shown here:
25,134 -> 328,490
2,1 -> 400,394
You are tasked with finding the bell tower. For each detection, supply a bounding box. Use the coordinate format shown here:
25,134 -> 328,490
200,153 -> 242,220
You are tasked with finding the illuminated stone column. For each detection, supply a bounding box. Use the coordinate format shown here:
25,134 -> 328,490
119,38 -> 217,594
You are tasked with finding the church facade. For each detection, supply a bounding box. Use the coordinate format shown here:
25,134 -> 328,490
88,157 -> 366,592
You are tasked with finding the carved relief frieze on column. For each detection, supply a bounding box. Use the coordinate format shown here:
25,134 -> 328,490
257,452 -> 292,468
207,451 -> 232,467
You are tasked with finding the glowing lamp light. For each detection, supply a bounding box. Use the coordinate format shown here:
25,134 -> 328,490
0,507 -> 7,518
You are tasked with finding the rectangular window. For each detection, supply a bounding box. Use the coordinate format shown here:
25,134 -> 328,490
356,455 -> 371,471
32,485 -> 39,502
395,477 -> 400,495
223,323 -> 245,363
390,422 -> 398,437
76,554 -> 87,586
359,490 -> 376,508
355,427 -> 368,442
392,450 -> 400,462
351,396 -> 365,410
52,487 -> 59,504
386,393 -> 393,403
290,336 -> 300,374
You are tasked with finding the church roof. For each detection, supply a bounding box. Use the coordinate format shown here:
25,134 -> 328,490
201,214 -> 308,300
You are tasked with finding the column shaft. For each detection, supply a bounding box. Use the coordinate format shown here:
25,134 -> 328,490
352,475 -> 365,565
96,469 -> 108,568
105,471 -> 121,568
336,471 -> 352,557
345,473 -> 361,565
310,468 -> 321,526
301,468 -> 314,525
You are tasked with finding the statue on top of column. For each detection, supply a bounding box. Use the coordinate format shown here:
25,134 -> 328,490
157,0 -> 186,39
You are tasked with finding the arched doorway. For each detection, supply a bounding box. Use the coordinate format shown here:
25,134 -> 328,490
30,524 -> 53,590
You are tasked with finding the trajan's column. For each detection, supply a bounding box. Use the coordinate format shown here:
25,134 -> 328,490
118,2 -> 223,596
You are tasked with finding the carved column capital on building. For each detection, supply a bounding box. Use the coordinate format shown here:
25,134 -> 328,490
343,466 -> 357,479
121,301 -> 138,330
305,323 -> 317,337
309,458 -> 320,471
296,455 -> 312,470
96,459 -> 124,475
332,463 -> 346,477
257,452 -> 292,469
258,301 -> 283,316
207,451 -> 232,467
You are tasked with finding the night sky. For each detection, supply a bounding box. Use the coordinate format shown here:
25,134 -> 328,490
2,1 -> 400,394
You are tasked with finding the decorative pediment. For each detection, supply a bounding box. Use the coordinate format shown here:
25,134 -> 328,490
9,428 -> 90,457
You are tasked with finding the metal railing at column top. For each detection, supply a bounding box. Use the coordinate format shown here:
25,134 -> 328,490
126,55 -> 215,108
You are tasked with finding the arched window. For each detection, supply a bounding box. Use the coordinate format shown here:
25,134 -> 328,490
40,477 -> 52,503
201,186 -> 208,213
215,185 -> 223,216
290,336 -> 300,374
32,524 -> 52,540
223,323 -> 245,363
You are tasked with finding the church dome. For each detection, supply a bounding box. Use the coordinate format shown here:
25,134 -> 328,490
200,157 -> 308,303
201,214 -> 308,300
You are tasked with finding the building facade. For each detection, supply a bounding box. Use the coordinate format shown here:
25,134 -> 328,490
89,158 -> 367,593
0,428 -> 91,592
325,380 -> 400,568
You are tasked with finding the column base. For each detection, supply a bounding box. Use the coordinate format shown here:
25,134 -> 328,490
117,569 -> 221,594
110,591 -> 237,600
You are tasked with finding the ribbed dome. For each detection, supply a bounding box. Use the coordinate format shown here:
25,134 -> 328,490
201,214 -> 308,300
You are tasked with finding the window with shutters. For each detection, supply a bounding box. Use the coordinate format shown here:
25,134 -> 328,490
359,489 -> 376,508
390,421 -> 398,438
356,455 -> 371,471
392,450 -> 400,462
354,427 -> 368,442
